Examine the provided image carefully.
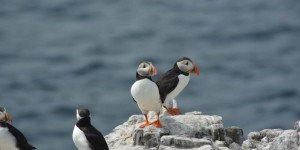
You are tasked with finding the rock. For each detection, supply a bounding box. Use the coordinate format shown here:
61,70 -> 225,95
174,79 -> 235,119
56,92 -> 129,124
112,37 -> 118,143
158,145 -> 172,150
142,126 -> 169,149
229,142 -> 241,150
215,140 -> 226,147
294,120 -> 300,132
269,130 -> 299,150
159,145 -> 214,150
159,114 -> 224,140
243,129 -> 280,150
174,136 -> 194,148
160,135 -> 176,146
242,128 -> 300,150
161,135 -> 212,148
192,138 -> 212,147
106,111 -> 300,150
218,147 -> 230,150
105,115 -> 142,149
225,126 -> 244,145
133,128 -> 143,145
105,111 -> 229,149
248,131 -> 263,141
212,124 -> 225,141
198,145 -> 214,150
260,129 -> 284,139
143,133 -> 159,149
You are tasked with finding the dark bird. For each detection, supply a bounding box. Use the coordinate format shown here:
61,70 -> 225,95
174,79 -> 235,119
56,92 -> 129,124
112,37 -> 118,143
131,61 -> 162,128
72,108 -> 109,150
156,57 -> 199,115
0,106 -> 36,150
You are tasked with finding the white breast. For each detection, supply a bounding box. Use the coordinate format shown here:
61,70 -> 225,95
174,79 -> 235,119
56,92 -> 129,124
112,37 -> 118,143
0,126 -> 19,150
164,74 -> 190,107
72,125 -> 92,150
131,79 -> 161,113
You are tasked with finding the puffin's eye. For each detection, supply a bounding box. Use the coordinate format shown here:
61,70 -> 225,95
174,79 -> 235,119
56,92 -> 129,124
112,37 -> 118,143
185,61 -> 189,65
143,64 -> 146,68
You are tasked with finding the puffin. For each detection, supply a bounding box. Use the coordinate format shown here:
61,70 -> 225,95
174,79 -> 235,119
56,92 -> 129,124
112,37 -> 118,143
72,108 -> 109,150
0,106 -> 36,150
156,57 -> 199,115
131,61 -> 162,128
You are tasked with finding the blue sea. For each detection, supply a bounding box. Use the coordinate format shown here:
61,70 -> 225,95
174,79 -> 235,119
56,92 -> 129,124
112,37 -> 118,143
0,0 -> 299,149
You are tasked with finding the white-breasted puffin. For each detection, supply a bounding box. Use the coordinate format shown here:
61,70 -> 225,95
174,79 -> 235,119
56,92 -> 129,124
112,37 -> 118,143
131,61 -> 162,128
0,106 -> 36,150
72,108 -> 109,150
156,57 -> 199,115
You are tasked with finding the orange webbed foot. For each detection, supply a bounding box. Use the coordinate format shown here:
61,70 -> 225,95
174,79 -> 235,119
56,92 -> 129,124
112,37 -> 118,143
140,115 -> 151,128
139,122 -> 151,128
163,106 -> 181,116
170,108 -> 180,116
151,119 -> 162,128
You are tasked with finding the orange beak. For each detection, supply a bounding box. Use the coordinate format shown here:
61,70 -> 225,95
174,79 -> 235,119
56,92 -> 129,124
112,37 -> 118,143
5,112 -> 12,122
191,65 -> 199,75
149,64 -> 158,76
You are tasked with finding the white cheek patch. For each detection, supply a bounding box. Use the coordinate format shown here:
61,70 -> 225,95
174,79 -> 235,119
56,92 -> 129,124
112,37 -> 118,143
142,67 -> 149,73
177,62 -> 189,72
137,67 -> 150,76
76,110 -> 83,121
177,60 -> 195,73
187,61 -> 193,69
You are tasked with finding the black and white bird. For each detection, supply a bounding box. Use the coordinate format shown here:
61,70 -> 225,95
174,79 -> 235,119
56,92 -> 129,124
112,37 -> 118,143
156,57 -> 199,115
131,61 -> 162,128
72,108 -> 109,150
0,106 -> 36,150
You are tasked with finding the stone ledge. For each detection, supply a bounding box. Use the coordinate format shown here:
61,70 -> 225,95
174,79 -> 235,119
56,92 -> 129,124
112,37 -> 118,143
105,111 -> 300,150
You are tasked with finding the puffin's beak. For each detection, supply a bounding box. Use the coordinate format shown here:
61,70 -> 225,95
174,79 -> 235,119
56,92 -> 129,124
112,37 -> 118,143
191,65 -> 199,75
148,64 -> 158,76
5,112 -> 12,122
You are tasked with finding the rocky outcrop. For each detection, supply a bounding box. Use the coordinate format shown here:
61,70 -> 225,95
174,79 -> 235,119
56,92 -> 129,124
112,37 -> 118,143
242,128 -> 300,150
105,111 -> 243,150
241,120 -> 300,150
105,111 -> 300,150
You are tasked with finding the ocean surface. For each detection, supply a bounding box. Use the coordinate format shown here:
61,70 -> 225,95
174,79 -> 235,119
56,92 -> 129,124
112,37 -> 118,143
0,0 -> 300,149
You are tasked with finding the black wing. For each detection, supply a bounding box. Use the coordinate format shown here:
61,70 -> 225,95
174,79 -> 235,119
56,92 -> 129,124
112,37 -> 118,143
5,123 -> 36,150
80,126 -> 109,150
156,69 -> 179,103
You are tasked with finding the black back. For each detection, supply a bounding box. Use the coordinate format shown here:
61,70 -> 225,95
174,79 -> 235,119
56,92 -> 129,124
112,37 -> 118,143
0,122 -> 36,150
156,64 -> 189,103
76,117 -> 109,150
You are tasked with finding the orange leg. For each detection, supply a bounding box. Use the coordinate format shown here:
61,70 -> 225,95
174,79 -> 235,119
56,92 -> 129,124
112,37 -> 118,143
139,114 -> 151,128
163,106 -> 181,116
151,113 -> 162,128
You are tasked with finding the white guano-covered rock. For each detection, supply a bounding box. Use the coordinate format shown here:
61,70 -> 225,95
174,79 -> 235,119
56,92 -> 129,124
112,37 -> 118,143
269,130 -> 299,150
242,122 -> 300,150
105,113 -> 300,150
105,111 -> 228,150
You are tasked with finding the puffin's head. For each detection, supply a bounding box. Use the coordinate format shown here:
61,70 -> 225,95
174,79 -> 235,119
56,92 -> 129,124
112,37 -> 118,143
0,107 -> 12,122
76,108 -> 90,121
136,61 -> 158,77
176,57 -> 199,75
